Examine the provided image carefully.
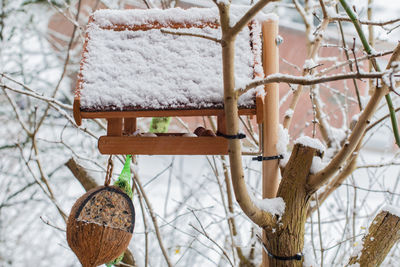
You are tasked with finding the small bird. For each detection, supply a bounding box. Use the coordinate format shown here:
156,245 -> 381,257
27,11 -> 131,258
106,155 -> 133,267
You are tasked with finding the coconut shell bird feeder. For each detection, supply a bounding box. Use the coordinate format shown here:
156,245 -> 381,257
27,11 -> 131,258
68,6 -> 281,266
67,185 -> 135,267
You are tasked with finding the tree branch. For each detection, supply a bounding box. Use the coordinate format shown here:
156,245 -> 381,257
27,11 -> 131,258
347,209 -> 400,266
160,29 -> 221,43
229,0 -> 278,37
237,71 -> 385,95
307,43 -> 400,191
339,0 -> 400,147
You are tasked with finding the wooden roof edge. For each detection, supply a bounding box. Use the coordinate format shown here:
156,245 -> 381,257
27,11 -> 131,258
79,108 -> 256,120
73,98 -> 82,126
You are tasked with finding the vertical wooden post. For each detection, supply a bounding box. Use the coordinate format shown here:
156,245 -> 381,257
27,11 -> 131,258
107,118 -> 123,136
123,118 -> 137,135
262,19 -> 279,267
217,114 -> 227,134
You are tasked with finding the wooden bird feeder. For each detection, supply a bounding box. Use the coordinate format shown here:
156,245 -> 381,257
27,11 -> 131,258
73,7 -> 278,156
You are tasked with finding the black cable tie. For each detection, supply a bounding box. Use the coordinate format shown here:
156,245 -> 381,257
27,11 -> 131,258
216,131 -> 246,140
252,155 -> 284,161
256,234 -> 303,261
266,251 -> 303,261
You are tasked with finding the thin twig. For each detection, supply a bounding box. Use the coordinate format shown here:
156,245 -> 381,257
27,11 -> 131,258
160,29 -> 221,43
238,71 -> 385,94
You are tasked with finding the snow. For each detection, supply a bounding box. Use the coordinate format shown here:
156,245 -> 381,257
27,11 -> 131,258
303,59 -> 316,70
284,108 -> 294,118
251,195 -> 285,216
295,136 -> 326,153
350,239 -> 364,260
303,242 -> 318,267
382,205 -> 400,218
92,6 -> 277,28
216,0 -> 230,5
276,124 -> 290,167
310,156 -> 326,174
79,7 -> 273,111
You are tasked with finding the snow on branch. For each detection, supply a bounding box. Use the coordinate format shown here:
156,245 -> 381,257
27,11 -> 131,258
250,195 -> 285,217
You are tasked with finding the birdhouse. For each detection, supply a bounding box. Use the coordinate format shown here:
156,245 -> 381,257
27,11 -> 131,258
73,7 -> 278,155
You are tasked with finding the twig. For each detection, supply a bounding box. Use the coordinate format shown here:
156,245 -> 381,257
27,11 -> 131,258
133,170 -> 173,267
238,71 -> 385,94
160,29 -> 221,43
230,0 -> 279,37
40,216 -> 65,232
189,209 -> 235,267
331,16 -> 400,26
339,0 -> 400,147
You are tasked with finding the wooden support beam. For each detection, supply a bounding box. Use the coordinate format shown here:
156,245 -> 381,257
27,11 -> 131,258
80,108 -> 256,119
256,94 -> 264,125
261,19 -> 279,267
98,136 -> 229,155
123,118 -> 137,135
262,20 -> 280,199
107,118 -> 123,136
217,114 -> 227,134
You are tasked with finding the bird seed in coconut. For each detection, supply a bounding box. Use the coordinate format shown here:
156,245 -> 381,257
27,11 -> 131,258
77,189 -> 133,232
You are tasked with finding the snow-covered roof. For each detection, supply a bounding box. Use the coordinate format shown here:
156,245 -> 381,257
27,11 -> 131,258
75,7 -> 275,114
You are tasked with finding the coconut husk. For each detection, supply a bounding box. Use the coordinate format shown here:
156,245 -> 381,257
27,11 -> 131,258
67,186 -> 135,267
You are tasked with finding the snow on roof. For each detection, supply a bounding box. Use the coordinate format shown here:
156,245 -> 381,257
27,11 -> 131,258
77,7 -> 276,112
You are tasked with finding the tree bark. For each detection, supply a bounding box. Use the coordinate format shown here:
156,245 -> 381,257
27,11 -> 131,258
265,144 -> 322,267
347,210 -> 400,266
65,158 -> 98,191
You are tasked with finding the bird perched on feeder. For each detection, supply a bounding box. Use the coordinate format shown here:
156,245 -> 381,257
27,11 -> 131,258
106,155 -> 133,267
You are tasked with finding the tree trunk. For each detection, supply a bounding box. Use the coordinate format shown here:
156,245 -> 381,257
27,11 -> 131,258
265,144 -> 321,267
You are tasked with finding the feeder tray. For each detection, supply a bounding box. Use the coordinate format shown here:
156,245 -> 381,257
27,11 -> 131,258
73,7 -> 271,155
67,186 -> 135,267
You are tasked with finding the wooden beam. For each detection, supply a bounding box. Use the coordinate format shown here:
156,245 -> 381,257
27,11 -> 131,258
73,99 -> 82,126
217,114 -> 227,134
98,136 -> 229,155
80,108 -> 256,119
123,118 -> 137,135
261,19 -> 279,267
256,94 -> 264,125
107,118 -> 123,136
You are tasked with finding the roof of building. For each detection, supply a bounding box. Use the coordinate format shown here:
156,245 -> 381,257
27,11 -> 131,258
75,7 -> 276,113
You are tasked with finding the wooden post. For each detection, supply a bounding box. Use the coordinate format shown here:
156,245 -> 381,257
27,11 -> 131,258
107,118 -> 123,136
123,118 -> 137,135
217,114 -> 227,134
262,19 -> 279,267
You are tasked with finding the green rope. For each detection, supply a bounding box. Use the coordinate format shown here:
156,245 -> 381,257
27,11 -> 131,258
106,155 -> 133,266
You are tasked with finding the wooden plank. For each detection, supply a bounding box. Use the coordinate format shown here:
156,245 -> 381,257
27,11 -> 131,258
217,114 -> 227,134
261,19 -> 279,267
80,108 -> 256,119
256,94 -> 264,124
73,99 -> 82,126
98,136 -> 229,155
107,118 -> 123,136
123,118 -> 137,135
